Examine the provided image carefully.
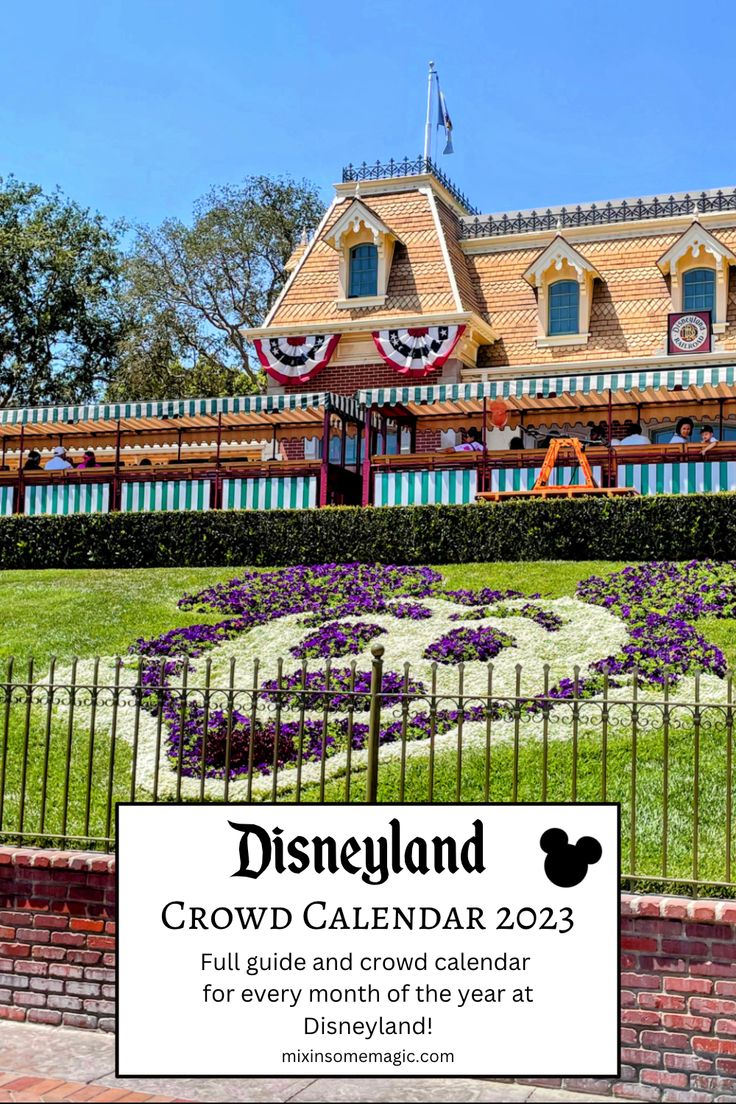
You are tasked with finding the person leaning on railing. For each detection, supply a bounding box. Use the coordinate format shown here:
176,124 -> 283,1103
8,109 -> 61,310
700,425 -> 718,455
445,427 -> 485,453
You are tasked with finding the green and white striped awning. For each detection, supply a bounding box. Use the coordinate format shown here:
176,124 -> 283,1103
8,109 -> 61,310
0,391 -> 361,427
358,363 -> 736,408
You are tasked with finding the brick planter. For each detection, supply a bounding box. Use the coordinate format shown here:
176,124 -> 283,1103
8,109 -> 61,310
0,847 -> 115,1032
1,848 -> 735,1099
514,894 -> 736,1101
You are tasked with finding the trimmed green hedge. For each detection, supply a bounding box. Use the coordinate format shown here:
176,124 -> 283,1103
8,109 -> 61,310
1,494 -> 735,569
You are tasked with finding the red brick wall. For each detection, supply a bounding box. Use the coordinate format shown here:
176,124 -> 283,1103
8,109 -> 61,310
2,845 -> 736,1102
281,437 -> 305,460
283,361 -> 445,396
416,428 -> 442,451
512,893 -> 736,1101
0,847 -> 115,1033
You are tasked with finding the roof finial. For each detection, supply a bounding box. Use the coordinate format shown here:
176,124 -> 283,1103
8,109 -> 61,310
354,180 -> 361,198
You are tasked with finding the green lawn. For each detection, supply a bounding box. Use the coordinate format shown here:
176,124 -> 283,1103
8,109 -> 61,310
0,567 -> 245,664
0,561 -> 625,663
0,560 -> 732,895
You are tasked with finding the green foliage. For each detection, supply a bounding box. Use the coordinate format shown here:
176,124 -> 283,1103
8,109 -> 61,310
0,176 -> 126,406
0,494 -> 735,571
114,174 -> 324,395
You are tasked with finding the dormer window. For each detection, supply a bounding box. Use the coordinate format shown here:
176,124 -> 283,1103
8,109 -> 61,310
349,243 -> 378,298
322,198 -> 400,309
682,267 -> 716,318
548,279 -> 580,335
523,236 -> 600,348
657,223 -> 736,334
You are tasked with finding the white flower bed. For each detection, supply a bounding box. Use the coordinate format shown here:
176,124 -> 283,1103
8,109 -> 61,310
43,593 -> 637,800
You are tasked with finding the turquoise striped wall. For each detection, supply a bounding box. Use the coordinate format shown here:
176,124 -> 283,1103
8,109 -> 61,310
24,483 -> 110,516
372,462 -> 736,503
488,462 -> 736,496
121,480 -> 211,512
0,487 -> 14,516
374,468 -> 477,506
490,466 -> 604,492
620,460 -> 736,495
222,476 -> 317,510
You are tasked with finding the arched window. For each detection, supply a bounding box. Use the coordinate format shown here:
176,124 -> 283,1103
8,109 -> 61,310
548,279 -> 580,335
348,243 -> 378,298
682,268 -> 716,319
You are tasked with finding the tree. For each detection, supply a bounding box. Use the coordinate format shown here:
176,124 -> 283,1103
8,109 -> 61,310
0,177 -> 125,407
118,175 -> 324,395
105,301 -> 262,401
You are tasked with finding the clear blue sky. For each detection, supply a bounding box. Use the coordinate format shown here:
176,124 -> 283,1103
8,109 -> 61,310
2,0 -> 734,228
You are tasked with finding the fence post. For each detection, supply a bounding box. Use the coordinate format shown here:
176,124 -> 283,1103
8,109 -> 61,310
366,644 -> 385,803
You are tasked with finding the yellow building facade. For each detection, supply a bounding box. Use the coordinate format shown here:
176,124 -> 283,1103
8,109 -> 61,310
247,160 -> 736,505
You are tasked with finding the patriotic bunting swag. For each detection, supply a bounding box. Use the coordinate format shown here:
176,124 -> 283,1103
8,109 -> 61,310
253,334 -> 340,385
372,325 -> 465,377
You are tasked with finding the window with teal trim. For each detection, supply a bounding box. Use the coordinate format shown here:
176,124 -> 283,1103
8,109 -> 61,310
548,279 -> 580,335
682,268 -> 716,319
349,243 -> 378,298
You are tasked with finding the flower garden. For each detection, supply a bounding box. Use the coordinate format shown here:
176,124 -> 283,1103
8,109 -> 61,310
75,559 -> 732,801
1,559 -> 734,888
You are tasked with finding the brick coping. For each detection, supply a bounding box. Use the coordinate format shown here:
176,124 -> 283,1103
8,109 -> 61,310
4,848 -> 736,920
621,893 -> 736,922
0,1072 -> 189,1102
0,847 -> 114,873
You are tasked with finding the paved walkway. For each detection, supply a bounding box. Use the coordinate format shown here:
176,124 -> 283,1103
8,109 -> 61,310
0,1023 -> 610,1103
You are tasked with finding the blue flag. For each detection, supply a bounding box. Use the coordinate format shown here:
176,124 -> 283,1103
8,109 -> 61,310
436,85 -> 453,155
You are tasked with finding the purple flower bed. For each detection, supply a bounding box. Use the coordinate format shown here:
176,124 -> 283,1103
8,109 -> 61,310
424,626 -> 515,664
577,560 -> 736,622
389,601 -> 433,620
290,621 -> 387,660
441,586 -> 531,606
260,667 -> 426,711
571,562 -> 728,691
178,563 -> 441,620
449,602 -> 563,632
165,696 -> 508,780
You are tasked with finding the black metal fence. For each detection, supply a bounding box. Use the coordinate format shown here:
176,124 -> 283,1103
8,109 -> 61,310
0,648 -> 733,895
459,189 -> 736,239
341,157 -> 479,215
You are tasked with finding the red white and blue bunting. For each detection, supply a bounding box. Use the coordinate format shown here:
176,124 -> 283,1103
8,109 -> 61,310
372,325 -> 465,377
253,334 -> 340,385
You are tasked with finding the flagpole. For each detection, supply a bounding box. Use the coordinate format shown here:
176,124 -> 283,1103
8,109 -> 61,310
423,60 -> 435,162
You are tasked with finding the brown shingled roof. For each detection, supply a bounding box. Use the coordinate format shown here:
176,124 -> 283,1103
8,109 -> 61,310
268,187 -> 475,328
433,194 -> 483,315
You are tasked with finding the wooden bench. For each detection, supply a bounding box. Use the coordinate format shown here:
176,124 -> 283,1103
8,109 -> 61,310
477,485 -> 639,501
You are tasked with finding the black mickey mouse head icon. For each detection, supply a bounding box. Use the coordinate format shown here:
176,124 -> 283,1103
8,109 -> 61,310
540,828 -> 602,887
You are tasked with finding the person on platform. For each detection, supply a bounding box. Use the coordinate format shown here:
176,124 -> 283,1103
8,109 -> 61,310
44,446 -> 73,471
616,422 -> 650,446
670,417 -> 694,443
78,449 -> 97,469
24,449 -> 42,470
449,427 -> 484,452
700,425 -> 718,455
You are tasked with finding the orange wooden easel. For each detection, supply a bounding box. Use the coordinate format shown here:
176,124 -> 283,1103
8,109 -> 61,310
533,437 -> 597,491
